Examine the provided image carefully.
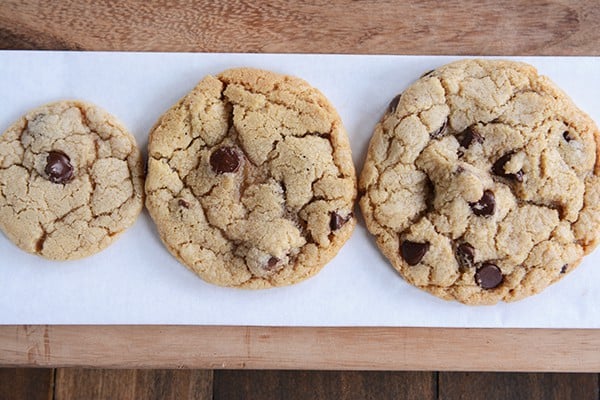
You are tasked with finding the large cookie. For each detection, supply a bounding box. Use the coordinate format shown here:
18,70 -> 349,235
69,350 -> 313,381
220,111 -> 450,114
0,101 -> 144,260
146,68 -> 356,288
359,59 -> 600,304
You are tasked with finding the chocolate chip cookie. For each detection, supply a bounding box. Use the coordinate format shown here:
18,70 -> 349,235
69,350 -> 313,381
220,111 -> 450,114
0,101 -> 144,260
146,68 -> 356,288
359,59 -> 600,304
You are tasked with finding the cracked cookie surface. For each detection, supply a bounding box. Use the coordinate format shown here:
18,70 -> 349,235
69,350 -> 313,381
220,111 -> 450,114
145,68 -> 356,288
0,101 -> 144,260
359,59 -> 600,304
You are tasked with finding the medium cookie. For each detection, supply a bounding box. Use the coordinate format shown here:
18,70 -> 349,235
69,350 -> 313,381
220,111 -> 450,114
146,68 -> 356,288
0,101 -> 144,260
359,59 -> 600,304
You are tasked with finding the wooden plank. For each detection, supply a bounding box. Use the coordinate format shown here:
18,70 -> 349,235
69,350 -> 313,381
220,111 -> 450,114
54,369 -> 212,400
0,326 -> 599,371
55,369 -> 136,399
439,372 -> 599,400
0,368 -> 54,400
0,0 -> 598,55
0,0 -> 600,375
213,370 -> 436,400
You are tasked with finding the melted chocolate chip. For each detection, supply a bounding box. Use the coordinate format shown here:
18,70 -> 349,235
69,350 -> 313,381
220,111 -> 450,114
563,131 -> 573,142
45,151 -> 74,184
387,94 -> 401,114
560,264 -> 568,274
456,243 -> 475,269
431,119 -> 448,139
513,169 -> 524,182
210,146 -> 241,174
401,240 -> 430,266
330,212 -> 352,231
492,153 -> 524,182
492,153 -> 512,175
178,199 -> 190,208
266,256 -> 280,271
458,127 -> 483,148
470,190 -> 496,216
475,263 -> 503,289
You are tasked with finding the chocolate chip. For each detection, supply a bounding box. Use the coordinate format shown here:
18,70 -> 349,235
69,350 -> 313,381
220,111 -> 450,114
456,243 -> 475,269
458,127 -> 483,148
45,151 -> 74,184
420,69 -> 435,78
492,153 -> 524,182
431,119 -> 448,139
513,169 -> 524,182
266,257 -> 280,271
560,264 -> 568,274
330,212 -> 352,231
210,146 -> 241,174
401,240 -> 430,266
563,131 -> 573,142
387,94 -> 401,114
178,199 -> 190,208
470,190 -> 496,216
475,263 -> 503,289
492,153 -> 511,175
457,149 -> 465,158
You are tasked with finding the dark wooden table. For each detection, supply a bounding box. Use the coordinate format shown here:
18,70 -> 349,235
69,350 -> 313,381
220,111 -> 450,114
1,1 -> 600,398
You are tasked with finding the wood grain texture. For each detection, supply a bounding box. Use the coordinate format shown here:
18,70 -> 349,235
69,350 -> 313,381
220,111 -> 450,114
438,372 -> 600,400
1,0 -> 600,374
1,326 -> 599,371
0,368 -> 53,400
213,370 -> 436,400
54,369 -> 212,400
0,0 -> 599,55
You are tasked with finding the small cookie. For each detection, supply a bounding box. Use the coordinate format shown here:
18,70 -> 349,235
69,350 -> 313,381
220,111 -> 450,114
0,101 -> 144,260
146,68 -> 356,288
359,59 -> 600,304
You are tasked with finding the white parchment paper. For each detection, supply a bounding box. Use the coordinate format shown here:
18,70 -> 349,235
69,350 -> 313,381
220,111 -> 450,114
0,51 -> 598,327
